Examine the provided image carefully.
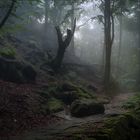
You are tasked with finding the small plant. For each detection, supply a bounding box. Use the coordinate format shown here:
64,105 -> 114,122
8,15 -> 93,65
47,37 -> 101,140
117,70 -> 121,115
122,93 -> 140,109
0,47 -> 16,59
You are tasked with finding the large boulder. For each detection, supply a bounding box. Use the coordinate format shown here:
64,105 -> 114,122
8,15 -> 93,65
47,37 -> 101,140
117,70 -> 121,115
51,82 -> 95,105
0,57 -> 36,83
71,99 -> 105,117
54,91 -> 79,105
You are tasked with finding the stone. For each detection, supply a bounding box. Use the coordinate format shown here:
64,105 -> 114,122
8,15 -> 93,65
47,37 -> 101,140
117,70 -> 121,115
0,57 -> 36,83
71,99 -> 105,117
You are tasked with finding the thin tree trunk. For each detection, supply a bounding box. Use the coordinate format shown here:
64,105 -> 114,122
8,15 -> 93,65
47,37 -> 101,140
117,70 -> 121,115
104,0 -> 112,90
117,9 -> 123,75
0,0 -> 16,29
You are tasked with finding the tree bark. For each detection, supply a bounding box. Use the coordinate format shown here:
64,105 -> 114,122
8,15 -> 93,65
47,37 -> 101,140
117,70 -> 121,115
117,11 -> 123,73
51,19 -> 76,71
104,0 -> 112,90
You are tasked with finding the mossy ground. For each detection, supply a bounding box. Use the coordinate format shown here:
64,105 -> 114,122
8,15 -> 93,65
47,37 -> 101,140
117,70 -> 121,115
47,98 -> 63,113
37,82 -> 97,114
122,93 -> 140,109
47,110 -> 140,140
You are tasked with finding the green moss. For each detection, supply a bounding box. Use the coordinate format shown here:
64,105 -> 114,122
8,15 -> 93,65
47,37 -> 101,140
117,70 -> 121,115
98,113 -> 140,140
47,111 -> 140,140
63,126 -> 96,140
37,90 -> 51,99
76,88 -> 94,99
48,86 -> 58,94
122,93 -> 140,109
0,47 -> 16,59
47,98 -> 63,113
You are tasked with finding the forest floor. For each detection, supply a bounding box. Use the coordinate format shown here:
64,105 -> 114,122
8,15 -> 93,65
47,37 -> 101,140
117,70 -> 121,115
10,92 -> 135,140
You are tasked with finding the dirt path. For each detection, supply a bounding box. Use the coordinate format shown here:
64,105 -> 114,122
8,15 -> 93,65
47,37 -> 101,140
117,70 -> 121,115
10,92 -> 136,140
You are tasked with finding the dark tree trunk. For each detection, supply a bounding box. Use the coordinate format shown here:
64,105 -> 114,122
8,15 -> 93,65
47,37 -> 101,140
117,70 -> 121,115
51,45 -> 65,70
51,19 -> 76,71
104,0 -> 113,91
117,12 -> 123,74
0,0 -> 16,29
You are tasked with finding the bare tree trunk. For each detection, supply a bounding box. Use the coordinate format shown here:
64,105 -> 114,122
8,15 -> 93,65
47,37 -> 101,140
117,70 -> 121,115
0,0 -> 16,29
104,0 -> 112,90
51,19 -> 76,71
117,8 -> 123,75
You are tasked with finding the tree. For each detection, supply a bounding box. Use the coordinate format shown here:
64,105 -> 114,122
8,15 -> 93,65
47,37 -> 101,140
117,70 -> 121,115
104,0 -> 114,90
0,0 -> 16,30
0,0 -> 42,36
51,18 -> 76,71
99,0 -> 128,90
116,0 -> 128,75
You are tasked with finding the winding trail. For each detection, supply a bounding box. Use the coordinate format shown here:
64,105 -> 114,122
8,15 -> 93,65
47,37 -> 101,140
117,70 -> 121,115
11,92 -> 136,140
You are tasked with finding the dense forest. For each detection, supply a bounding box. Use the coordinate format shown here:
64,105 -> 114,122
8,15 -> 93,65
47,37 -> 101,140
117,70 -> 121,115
0,0 -> 140,140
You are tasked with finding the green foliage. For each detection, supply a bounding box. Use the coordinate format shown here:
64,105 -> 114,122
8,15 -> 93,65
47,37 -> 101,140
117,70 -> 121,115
0,24 -> 25,37
37,90 -> 63,113
47,98 -> 63,113
0,47 -> 16,58
122,93 -> 140,109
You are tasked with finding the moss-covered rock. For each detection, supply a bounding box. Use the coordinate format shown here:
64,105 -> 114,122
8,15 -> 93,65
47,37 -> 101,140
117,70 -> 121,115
71,99 -> 105,117
90,113 -> 140,140
53,112 -> 140,140
47,98 -> 64,113
0,56 -> 36,83
122,93 -> 140,110
53,82 -> 95,104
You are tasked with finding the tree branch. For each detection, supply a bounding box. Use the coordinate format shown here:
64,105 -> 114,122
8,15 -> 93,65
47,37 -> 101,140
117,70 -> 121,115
64,18 -> 76,48
0,0 -> 16,29
55,26 -> 63,46
76,17 -> 96,30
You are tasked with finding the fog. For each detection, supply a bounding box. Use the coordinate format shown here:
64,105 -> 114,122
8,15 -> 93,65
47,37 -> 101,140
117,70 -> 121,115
0,0 -> 140,91
1,1 -> 140,139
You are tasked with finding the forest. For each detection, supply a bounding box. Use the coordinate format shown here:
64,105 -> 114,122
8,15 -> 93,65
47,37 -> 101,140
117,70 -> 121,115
0,0 -> 140,140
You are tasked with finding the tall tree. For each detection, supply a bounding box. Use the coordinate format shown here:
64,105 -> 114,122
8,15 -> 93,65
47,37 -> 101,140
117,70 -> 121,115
116,0 -> 128,74
104,0 -> 114,90
99,0 -> 127,90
